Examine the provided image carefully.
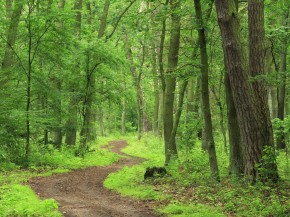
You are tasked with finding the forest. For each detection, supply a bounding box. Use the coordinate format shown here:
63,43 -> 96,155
0,0 -> 289,216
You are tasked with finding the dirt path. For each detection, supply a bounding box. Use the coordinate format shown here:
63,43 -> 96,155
28,141 -> 162,217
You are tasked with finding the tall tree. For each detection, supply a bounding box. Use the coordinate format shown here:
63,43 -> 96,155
163,0 -> 181,164
194,0 -> 219,181
215,0 -> 278,181
65,0 -> 83,146
225,0 -> 244,177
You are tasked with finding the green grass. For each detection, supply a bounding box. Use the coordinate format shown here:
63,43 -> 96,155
159,203 -> 225,217
104,134 -> 167,200
0,184 -> 61,217
104,133 -> 290,217
0,138 -> 119,217
104,165 -> 166,200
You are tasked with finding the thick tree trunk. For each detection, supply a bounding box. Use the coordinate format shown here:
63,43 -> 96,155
248,0 -> 278,180
194,0 -> 219,181
164,0 -> 181,164
215,0 -> 278,181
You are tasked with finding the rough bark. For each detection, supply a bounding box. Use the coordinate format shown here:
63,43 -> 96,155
215,0 -> 278,181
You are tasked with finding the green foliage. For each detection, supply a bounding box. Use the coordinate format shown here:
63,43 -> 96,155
28,144 -> 119,170
0,184 -> 61,217
106,134 -> 290,217
0,162 -> 19,172
0,138 -> 119,216
159,203 -> 225,217
123,133 -> 164,163
256,146 -> 278,180
104,165 -> 166,200
104,134 -> 167,200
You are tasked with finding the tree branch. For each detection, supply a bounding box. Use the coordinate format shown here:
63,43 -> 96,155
106,0 -> 137,40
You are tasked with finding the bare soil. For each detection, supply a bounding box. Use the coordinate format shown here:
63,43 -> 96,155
28,140 -> 162,217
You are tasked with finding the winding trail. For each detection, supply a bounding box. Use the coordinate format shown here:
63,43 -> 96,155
28,140 -> 162,217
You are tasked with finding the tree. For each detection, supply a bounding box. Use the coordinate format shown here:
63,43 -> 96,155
163,0 -> 181,164
194,0 -> 219,180
65,0 -> 83,146
276,5 -> 289,150
215,0 -> 278,181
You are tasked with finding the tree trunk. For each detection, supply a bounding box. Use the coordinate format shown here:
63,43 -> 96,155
95,0 -> 111,138
215,0 -> 278,181
1,0 -> 24,88
276,7 -> 289,149
52,0 -> 66,149
53,79 -> 62,148
212,82 -> 227,153
248,0 -> 278,180
25,2 -> 33,167
65,0 -> 83,146
121,71 -> 127,134
194,0 -> 219,181
225,64 -> 244,176
164,0 -> 181,164
151,38 -> 159,136
169,81 -> 188,147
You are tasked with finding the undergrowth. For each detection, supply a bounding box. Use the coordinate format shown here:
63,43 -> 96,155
104,133 -> 290,217
0,137 -> 118,216
0,185 -> 61,217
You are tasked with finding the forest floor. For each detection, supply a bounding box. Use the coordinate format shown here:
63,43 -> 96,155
27,140 -> 162,217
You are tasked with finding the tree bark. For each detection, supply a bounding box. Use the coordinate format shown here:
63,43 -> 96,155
225,64 -> 244,176
215,0 -> 278,181
164,0 -> 181,164
194,0 -> 219,181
